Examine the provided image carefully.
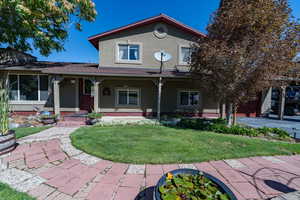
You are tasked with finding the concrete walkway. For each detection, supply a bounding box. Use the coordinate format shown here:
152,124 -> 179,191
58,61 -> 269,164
0,127 -> 300,200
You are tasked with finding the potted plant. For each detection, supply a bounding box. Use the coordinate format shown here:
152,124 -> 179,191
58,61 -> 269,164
86,112 -> 103,125
0,79 -> 16,155
39,114 -> 58,125
154,168 -> 237,200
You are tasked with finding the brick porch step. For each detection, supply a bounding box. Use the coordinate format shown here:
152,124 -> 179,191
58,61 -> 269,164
63,116 -> 87,122
62,111 -> 88,122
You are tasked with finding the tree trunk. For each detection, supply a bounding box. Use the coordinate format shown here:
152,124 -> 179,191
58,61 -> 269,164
220,102 -> 226,119
278,86 -> 286,120
225,103 -> 233,126
233,104 -> 238,125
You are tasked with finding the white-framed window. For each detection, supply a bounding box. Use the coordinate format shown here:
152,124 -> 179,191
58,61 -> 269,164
178,90 -> 200,106
8,74 -> 49,102
116,88 -> 140,106
116,43 -> 142,63
179,46 -> 192,65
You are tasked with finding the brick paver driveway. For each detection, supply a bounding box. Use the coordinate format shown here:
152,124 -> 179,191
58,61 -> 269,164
0,127 -> 300,200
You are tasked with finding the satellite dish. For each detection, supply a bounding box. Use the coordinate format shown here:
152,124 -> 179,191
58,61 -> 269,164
154,51 -> 172,62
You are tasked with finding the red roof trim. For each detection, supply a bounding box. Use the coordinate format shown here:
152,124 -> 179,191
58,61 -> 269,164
88,14 -> 206,49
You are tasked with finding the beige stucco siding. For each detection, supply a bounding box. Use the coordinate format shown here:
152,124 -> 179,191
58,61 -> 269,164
98,79 -> 156,113
99,22 -> 197,70
98,78 -> 219,114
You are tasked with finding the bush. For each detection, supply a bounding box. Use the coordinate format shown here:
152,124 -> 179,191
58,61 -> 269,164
256,127 -> 290,139
87,112 -> 103,119
177,118 -> 288,139
178,118 -> 211,130
40,114 -> 58,120
271,128 -> 290,138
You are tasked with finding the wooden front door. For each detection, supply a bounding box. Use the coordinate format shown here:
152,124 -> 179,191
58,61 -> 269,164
79,79 -> 94,112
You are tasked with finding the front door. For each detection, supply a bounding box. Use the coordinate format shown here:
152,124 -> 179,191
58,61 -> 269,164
79,79 -> 94,112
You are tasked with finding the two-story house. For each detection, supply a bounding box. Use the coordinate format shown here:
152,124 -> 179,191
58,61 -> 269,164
0,14 -> 263,118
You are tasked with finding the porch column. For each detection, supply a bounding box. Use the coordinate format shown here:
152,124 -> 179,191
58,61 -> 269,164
92,79 -> 104,113
94,81 -> 100,112
75,78 -> 80,112
53,76 -> 63,115
278,86 -> 286,120
153,78 -> 165,121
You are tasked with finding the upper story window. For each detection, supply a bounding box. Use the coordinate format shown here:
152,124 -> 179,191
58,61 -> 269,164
8,74 -> 49,102
179,46 -> 192,65
118,44 -> 140,62
178,90 -> 200,106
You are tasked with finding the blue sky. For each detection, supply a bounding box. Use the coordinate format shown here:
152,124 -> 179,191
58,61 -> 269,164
33,0 -> 300,63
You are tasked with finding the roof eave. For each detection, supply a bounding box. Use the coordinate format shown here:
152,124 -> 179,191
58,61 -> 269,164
88,14 -> 206,50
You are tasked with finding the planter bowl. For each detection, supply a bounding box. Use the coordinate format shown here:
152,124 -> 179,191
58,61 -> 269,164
154,168 -> 237,200
86,118 -> 101,125
0,130 -> 16,155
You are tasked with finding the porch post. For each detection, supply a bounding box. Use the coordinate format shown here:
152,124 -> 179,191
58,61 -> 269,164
93,81 -> 100,112
278,86 -> 286,120
157,77 -> 163,121
75,78 -> 80,112
92,78 -> 104,113
53,80 -> 60,115
53,76 -> 63,115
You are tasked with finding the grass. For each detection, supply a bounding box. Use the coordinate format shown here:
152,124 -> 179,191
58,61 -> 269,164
0,182 -> 35,200
13,126 -> 51,139
70,125 -> 300,164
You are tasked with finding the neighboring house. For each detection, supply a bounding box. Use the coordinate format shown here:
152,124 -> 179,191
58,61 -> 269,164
0,14 -> 263,117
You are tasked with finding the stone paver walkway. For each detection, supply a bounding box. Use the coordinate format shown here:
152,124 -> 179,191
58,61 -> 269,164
0,127 -> 300,200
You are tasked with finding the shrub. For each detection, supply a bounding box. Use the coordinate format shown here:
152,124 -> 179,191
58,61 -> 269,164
87,112 -> 103,119
177,118 -> 288,139
228,126 -> 259,137
211,118 -> 227,125
271,128 -> 290,138
178,118 -> 212,130
0,79 -> 10,135
257,127 -> 290,139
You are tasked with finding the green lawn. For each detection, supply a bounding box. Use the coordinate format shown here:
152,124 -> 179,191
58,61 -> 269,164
13,126 -> 51,139
0,182 -> 35,200
70,125 -> 300,164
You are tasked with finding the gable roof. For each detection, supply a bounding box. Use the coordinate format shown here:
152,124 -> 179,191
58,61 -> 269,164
88,13 -> 206,49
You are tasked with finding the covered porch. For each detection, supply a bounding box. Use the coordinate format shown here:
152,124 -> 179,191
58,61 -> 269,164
51,75 -> 220,118
38,63 -> 219,118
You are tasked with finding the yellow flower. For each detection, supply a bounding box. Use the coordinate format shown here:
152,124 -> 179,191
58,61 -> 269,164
166,173 -> 173,180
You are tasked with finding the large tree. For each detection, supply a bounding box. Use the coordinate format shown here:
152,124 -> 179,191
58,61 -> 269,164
191,0 -> 300,125
0,0 -> 97,56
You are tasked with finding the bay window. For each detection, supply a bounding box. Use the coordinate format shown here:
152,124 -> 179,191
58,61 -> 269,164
179,91 -> 200,106
8,74 -> 49,102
